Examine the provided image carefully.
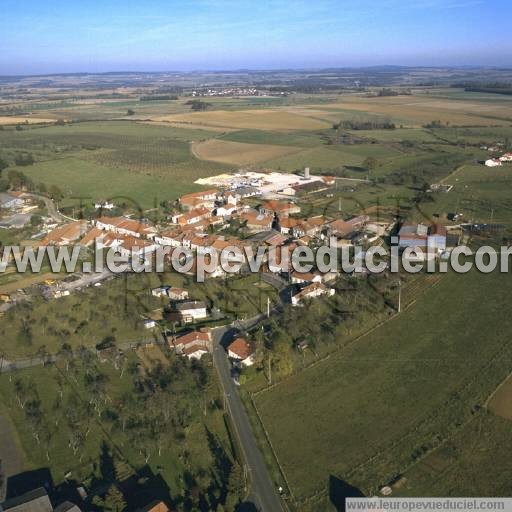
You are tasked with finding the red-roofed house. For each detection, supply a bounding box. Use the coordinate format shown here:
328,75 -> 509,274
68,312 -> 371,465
228,337 -> 255,366
41,220 -> 89,246
169,330 -> 211,359
95,216 -> 156,239
179,189 -> 218,211
259,200 -> 300,217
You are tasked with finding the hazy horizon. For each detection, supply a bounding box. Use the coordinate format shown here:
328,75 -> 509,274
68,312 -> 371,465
1,0 -> 511,76
2,63 -> 512,79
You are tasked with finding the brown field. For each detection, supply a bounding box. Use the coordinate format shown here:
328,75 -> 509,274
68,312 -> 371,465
0,116 -> 57,125
487,373 -> 512,421
153,109 -> 331,131
305,95 -> 512,126
192,138 -> 304,165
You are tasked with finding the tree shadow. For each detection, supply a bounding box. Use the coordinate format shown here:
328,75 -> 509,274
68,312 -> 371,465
329,475 -> 364,512
235,502 -> 258,512
118,465 -> 173,512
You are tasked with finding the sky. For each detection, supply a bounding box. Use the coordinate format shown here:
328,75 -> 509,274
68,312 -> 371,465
0,0 -> 511,75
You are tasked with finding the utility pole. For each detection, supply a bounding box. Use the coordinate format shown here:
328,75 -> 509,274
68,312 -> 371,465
268,352 -> 272,385
267,296 -> 270,318
398,279 -> 402,314
491,208 -> 494,224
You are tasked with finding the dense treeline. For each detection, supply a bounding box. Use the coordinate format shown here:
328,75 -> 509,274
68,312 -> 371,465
185,100 -> 211,111
451,82 -> 512,95
139,95 -> 179,101
334,119 -> 396,130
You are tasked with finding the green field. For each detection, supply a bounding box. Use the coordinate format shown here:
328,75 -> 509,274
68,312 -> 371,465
414,163 -> 512,225
0,121 -> 229,207
253,268 -> 512,505
393,410 -> 512,497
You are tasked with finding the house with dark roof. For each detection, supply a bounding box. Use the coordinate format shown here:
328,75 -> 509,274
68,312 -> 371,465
1,488 -> 81,512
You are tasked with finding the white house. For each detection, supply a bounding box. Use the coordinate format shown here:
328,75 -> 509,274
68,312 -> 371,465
214,205 -> 237,217
143,319 -> 157,329
151,287 -> 169,298
52,289 -> 70,299
174,300 -> 208,323
485,158 -> 502,167
95,201 -> 115,210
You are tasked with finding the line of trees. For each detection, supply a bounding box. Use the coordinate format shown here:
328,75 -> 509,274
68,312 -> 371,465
334,119 -> 396,130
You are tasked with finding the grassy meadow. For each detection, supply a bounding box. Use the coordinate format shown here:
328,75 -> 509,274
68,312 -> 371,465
253,268 -> 512,505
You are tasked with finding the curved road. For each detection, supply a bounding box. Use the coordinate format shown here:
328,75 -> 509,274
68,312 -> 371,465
24,192 -> 76,223
211,324 -> 283,512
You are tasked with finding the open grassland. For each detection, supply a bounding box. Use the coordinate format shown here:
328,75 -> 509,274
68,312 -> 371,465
154,109 -> 331,131
192,138 -> 304,165
254,269 -> 512,503
219,129 -> 324,147
262,145 -> 362,171
19,157 -> 204,208
415,163 -> 512,225
394,411 -> 512,497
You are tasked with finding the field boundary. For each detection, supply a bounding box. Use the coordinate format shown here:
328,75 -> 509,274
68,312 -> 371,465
246,393 -> 294,500
484,369 -> 512,410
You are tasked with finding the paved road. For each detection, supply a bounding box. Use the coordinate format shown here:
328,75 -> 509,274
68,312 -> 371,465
211,324 -> 283,512
24,193 -> 75,223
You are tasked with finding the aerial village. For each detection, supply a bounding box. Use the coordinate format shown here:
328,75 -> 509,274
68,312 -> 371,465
0,161 -> 500,369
